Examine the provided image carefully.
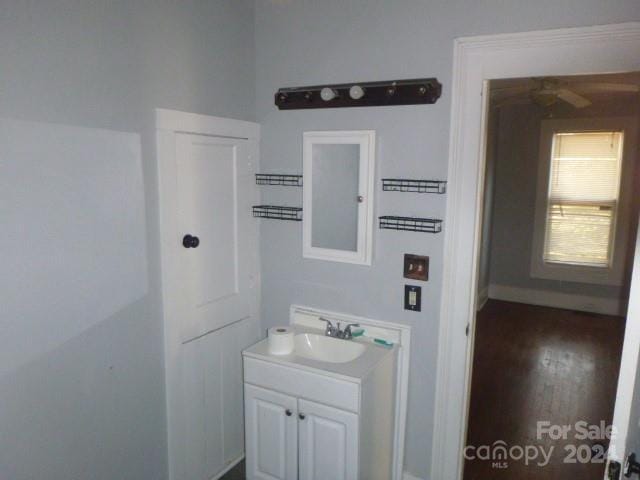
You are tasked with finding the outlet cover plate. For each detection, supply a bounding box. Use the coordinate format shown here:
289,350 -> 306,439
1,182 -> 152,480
404,285 -> 422,312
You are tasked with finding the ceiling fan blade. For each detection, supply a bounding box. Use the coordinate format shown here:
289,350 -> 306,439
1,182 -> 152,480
573,82 -> 640,93
555,89 -> 592,108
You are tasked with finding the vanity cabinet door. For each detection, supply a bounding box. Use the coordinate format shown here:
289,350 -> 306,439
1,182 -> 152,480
245,385 -> 298,480
298,399 -> 359,480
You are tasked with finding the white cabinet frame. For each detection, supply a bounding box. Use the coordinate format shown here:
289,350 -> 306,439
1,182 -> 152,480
302,130 -> 375,265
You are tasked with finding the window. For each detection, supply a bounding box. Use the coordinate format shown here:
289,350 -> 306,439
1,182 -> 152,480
544,131 -> 623,267
531,118 -> 635,286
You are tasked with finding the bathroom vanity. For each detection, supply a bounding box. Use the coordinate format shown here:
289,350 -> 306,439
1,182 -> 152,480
242,318 -> 399,480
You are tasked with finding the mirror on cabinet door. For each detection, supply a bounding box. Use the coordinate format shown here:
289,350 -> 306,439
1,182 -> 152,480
303,130 -> 375,265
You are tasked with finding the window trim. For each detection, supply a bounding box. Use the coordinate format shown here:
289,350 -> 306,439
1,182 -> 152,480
530,116 -> 637,286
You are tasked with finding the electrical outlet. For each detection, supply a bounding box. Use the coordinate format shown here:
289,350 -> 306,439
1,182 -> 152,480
404,285 -> 422,312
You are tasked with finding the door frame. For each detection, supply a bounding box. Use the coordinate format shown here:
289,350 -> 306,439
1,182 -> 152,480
156,108 -> 260,480
431,23 -> 640,480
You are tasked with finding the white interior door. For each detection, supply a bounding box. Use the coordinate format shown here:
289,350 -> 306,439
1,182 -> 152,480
298,399 -> 358,480
613,221 -> 640,468
181,318 -> 259,480
176,133 -> 258,342
245,385 -> 298,480
157,110 -> 261,480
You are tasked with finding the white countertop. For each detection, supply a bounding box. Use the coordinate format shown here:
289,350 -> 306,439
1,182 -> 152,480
242,325 -> 396,383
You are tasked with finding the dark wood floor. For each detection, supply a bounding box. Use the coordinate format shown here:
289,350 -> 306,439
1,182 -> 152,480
220,459 -> 245,480
464,300 -> 625,480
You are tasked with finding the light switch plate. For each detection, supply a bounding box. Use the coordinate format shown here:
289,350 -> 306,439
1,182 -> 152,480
404,254 -> 429,281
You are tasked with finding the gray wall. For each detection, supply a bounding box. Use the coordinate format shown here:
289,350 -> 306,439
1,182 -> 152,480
488,102 -> 640,303
254,1 -> 640,477
0,1 -> 255,479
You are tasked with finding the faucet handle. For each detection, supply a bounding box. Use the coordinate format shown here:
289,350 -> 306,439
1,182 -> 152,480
319,317 -> 335,335
343,323 -> 361,340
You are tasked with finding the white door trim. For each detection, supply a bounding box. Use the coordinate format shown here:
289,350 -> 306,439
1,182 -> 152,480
156,108 -> 259,140
432,22 -> 640,480
156,109 -> 260,480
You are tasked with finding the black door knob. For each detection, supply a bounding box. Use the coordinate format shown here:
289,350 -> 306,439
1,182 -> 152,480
285,409 -> 292,417
182,234 -> 200,248
298,413 -> 306,420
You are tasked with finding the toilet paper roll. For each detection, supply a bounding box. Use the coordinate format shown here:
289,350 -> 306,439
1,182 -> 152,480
268,326 -> 294,355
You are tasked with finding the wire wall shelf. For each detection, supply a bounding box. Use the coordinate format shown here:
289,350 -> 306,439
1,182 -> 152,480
381,179 -> 447,194
256,174 -> 303,187
253,205 -> 302,221
379,216 -> 442,233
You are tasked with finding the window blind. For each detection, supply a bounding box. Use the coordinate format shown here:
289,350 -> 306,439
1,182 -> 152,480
543,131 -> 623,267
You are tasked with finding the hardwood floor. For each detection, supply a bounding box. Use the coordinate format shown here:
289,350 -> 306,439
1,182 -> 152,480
219,459 -> 245,480
463,300 -> 625,480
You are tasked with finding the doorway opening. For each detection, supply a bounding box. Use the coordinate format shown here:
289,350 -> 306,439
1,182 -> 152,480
464,72 -> 640,479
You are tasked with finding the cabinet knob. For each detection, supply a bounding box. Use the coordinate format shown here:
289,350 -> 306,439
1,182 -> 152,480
298,413 -> 306,420
285,409 -> 292,417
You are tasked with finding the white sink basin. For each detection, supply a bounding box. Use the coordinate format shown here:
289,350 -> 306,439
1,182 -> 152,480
294,333 -> 366,363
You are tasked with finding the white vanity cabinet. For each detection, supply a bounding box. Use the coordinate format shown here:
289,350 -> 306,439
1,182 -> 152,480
243,335 -> 397,480
244,385 -> 358,480
244,384 -> 298,480
297,398 -> 359,480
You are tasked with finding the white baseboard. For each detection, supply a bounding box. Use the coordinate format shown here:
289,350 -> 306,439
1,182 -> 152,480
488,284 -> 625,316
403,472 -> 426,480
476,285 -> 489,311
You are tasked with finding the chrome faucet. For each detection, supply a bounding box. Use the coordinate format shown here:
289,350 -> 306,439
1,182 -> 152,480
319,318 -> 360,340
341,323 -> 361,340
319,317 -> 337,337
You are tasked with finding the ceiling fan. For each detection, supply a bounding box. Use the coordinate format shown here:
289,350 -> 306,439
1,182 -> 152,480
492,77 -> 640,109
